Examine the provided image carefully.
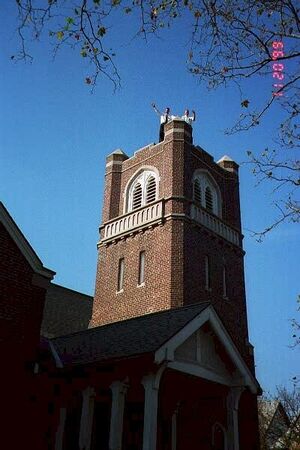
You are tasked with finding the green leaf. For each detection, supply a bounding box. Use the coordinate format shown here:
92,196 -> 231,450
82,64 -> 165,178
66,17 -> 74,24
81,50 -> 87,57
56,31 -> 64,40
112,0 -> 120,6
241,99 -> 249,108
98,27 -> 106,37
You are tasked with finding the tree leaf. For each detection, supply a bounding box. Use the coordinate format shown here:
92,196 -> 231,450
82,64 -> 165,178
241,99 -> 249,108
98,27 -> 106,37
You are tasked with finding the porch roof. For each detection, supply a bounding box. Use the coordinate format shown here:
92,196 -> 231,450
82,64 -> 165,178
51,302 -> 210,366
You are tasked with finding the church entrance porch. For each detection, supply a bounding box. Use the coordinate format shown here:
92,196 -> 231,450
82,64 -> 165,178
157,369 -> 229,450
50,304 -> 260,450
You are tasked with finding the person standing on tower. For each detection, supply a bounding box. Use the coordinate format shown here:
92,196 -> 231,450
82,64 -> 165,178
182,109 -> 196,124
151,103 -> 171,142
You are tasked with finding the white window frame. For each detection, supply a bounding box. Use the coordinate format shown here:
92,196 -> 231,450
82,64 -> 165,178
124,168 -> 160,213
223,265 -> 228,299
138,250 -> 145,286
205,255 -> 211,291
117,258 -> 125,293
212,422 -> 228,450
192,170 -> 222,217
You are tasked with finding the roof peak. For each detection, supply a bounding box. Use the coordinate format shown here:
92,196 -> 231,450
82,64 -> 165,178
217,154 -> 234,163
109,148 -> 127,156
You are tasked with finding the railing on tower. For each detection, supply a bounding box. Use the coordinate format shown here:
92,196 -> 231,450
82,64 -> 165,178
102,200 -> 164,242
190,204 -> 240,246
100,199 -> 240,246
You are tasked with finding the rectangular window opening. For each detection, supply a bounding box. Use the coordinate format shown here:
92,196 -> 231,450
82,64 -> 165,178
117,258 -> 124,292
138,251 -> 145,286
205,255 -> 211,290
223,265 -> 227,298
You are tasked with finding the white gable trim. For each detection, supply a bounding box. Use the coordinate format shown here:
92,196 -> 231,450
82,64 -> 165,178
0,202 -> 55,280
168,361 -> 234,387
155,305 -> 259,394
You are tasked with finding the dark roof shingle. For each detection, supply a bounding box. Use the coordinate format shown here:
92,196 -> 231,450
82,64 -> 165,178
51,302 -> 210,366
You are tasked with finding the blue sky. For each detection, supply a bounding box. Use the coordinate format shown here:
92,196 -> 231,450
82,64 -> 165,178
1,3 -> 299,394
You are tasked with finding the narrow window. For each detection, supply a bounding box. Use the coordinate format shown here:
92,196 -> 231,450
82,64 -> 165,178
132,183 -> 142,210
138,251 -> 145,285
117,258 -> 124,292
212,423 -> 226,450
146,177 -> 156,204
205,255 -> 211,290
205,186 -> 213,213
193,179 -> 202,204
223,265 -> 227,298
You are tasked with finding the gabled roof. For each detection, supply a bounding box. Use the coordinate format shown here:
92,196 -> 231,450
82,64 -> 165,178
41,283 -> 93,338
51,302 -> 210,366
0,202 -> 55,279
51,302 -> 260,393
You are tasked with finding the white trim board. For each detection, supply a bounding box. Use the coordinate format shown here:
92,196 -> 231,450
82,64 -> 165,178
155,305 -> 259,394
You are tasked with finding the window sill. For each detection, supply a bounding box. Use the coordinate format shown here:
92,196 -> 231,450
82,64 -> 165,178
137,283 -> 145,288
116,289 -> 124,294
205,287 -> 212,292
223,296 -> 230,301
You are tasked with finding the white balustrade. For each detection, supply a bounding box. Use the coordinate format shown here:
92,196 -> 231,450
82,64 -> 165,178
102,201 -> 163,241
190,204 -> 240,246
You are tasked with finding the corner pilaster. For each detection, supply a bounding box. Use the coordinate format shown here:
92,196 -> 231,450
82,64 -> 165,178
109,380 -> 129,450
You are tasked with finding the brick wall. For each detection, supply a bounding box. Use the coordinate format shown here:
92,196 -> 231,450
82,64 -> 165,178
0,221 -> 49,449
0,222 -> 46,358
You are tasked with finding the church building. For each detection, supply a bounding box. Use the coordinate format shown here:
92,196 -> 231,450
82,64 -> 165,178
0,116 -> 261,450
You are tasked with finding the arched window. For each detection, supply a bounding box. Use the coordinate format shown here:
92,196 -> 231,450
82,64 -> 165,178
126,170 -> 159,212
212,422 -> 227,450
192,171 -> 221,216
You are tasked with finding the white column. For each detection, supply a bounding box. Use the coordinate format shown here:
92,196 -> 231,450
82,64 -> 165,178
79,387 -> 95,450
109,380 -> 128,450
227,387 -> 243,450
142,374 -> 160,450
55,407 -> 66,450
171,412 -> 177,450
171,403 -> 180,450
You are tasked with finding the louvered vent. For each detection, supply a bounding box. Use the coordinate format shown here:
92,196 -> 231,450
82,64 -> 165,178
132,183 -> 142,210
205,186 -> 213,213
194,179 -> 202,204
146,176 -> 156,204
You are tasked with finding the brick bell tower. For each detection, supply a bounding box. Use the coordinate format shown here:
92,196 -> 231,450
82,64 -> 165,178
91,117 -> 253,367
